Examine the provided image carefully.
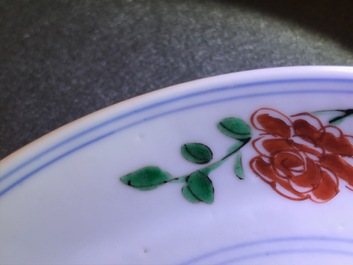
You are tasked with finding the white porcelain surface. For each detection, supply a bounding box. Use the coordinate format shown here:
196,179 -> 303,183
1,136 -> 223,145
1,66 -> 353,264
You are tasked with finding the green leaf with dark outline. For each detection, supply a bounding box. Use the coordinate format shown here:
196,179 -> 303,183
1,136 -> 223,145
234,153 -> 245,179
218,117 -> 252,140
187,171 -> 214,204
182,186 -> 201,203
120,166 -> 171,190
181,143 -> 213,164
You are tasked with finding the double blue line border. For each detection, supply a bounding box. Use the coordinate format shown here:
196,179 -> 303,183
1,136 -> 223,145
180,236 -> 353,264
1,77 -> 353,198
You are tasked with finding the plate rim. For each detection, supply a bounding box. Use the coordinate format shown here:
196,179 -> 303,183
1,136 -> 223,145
1,65 -> 353,198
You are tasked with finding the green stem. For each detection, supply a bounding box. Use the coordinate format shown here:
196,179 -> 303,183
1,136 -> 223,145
311,108 -> 353,124
329,109 -> 353,124
167,176 -> 187,183
167,138 -> 251,183
201,138 -> 250,175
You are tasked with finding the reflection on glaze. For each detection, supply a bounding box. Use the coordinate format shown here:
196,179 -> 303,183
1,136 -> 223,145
120,108 -> 353,204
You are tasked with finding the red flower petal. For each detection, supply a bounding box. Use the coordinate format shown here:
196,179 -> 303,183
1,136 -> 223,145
321,154 -> 353,188
310,170 -> 339,203
272,151 -> 304,179
260,138 -> 295,155
291,140 -> 323,158
251,108 -> 291,138
288,158 -> 321,191
250,108 -> 353,203
291,112 -> 324,143
272,179 -> 308,201
250,156 -> 277,184
319,126 -> 353,157
250,156 -> 307,201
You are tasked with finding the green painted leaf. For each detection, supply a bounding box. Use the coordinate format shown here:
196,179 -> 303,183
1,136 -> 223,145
187,171 -> 214,204
120,166 -> 171,190
182,186 -> 201,203
181,143 -> 213,164
218,117 -> 251,140
234,153 -> 245,179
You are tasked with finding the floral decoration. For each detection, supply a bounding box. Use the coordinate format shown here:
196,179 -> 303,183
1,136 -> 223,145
120,108 -> 353,204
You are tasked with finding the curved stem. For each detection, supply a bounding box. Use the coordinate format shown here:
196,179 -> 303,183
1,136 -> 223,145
311,108 -> 353,125
167,138 -> 251,184
167,176 -> 187,183
201,138 -> 250,175
311,108 -> 351,115
329,109 -> 353,124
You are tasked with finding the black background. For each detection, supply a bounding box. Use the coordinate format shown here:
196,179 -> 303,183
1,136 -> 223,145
1,0 -> 353,159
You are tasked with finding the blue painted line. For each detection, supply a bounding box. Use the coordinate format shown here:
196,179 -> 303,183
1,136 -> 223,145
216,248 -> 353,265
0,131 -> 116,197
2,77 -> 353,183
0,79 -> 353,197
1,88 -> 353,197
180,236 -> 353,265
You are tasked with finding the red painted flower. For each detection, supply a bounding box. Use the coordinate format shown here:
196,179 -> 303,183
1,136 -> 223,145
250,108 -> 353,202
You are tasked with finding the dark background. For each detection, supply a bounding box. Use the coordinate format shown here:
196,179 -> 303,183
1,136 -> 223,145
1,0 -> 353,159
